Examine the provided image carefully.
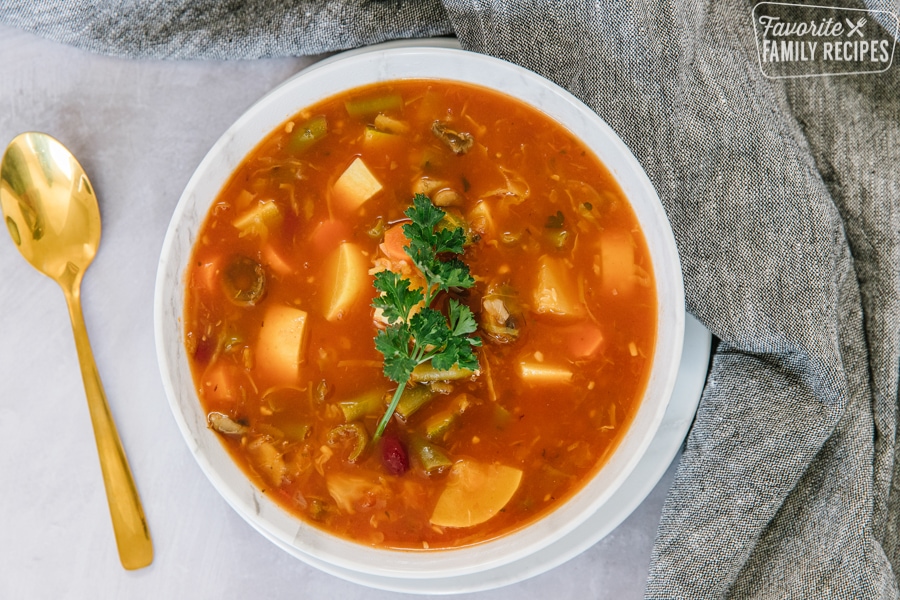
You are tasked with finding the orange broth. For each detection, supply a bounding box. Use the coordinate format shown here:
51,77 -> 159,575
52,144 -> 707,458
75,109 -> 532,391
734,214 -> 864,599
184,79 -> 657,549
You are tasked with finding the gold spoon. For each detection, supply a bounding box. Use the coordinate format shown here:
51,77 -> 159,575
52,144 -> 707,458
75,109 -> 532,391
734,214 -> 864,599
0,132 -> 153,570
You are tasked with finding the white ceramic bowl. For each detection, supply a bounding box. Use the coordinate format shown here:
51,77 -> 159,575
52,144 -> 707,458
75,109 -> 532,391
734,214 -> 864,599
155,40 -> 685,584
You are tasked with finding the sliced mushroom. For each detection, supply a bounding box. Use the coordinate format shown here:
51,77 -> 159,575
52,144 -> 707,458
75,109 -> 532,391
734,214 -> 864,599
432,121 -> 474,155
207,411 -> 249,435
480,283 -> 525,343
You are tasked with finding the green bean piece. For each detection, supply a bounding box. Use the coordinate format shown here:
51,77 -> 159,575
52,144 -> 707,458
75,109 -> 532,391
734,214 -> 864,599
410,436 -> 453,473
326,423 -> 368,462
410,363 -> 475,383
424,409 -> 457,441
339,389 -> 385,422
394,384 -> 435,420
290,115 -> 327,153
344,93 -> 403,119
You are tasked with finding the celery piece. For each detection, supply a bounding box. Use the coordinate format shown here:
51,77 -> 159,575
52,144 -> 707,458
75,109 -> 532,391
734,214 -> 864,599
345,93 -> 403,119
395,384 -> 435,420
339,389 -> 385,422
410,436 -> 452,473
290,115 -> 327,153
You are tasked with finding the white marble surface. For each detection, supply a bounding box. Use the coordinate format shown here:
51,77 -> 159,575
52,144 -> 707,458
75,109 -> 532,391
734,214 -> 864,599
0,24 -> 682,599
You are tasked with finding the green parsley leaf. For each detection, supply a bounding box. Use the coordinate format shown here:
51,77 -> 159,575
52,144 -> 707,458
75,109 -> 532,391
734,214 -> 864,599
372,270 -> 423,325
370,195 -> 482,442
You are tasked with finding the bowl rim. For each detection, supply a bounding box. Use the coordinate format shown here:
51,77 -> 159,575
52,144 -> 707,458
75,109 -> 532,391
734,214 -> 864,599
154,40 -> 685,580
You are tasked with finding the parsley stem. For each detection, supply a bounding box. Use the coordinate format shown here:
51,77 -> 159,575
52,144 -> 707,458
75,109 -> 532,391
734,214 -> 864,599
373,379 -> 408,443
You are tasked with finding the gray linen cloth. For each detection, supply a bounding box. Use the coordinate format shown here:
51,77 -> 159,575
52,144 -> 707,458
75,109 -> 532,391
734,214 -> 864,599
4,0 -> 899,597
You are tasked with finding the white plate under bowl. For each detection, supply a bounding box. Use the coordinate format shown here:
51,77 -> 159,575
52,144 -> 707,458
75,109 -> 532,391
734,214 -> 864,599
155,39 -> 692,590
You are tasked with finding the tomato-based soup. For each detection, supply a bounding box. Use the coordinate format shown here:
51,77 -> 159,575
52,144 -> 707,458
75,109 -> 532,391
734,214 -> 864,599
184,80 -> 657,549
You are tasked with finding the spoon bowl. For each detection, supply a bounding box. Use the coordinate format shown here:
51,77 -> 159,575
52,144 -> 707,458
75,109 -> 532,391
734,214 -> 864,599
0,132 -> 153,570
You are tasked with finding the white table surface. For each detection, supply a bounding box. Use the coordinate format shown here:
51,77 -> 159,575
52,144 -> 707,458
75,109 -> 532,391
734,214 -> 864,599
0,24 -> 683,599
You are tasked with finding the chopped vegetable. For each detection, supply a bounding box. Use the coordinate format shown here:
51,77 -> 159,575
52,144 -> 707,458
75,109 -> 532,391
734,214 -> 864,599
543,210 -> 570,249
247,437 -> 286,486
338,388 -> 385,422
518,360 -> 574,384
200,361 -> 249,403
409,436 -> 452,473
290,115 -> 328,153
279,420 -> 311,442
256,305 -> 309,381
322,242 -> 370,321
412,176 -> 448,197
309,218 -> 352,253
532,255 -> 584,317
370,195 -> 482,442
432,121 -> 474,155
436,209 -> 473,245
433,188 -> 464,207
332,157 -> 383,212
466,200 -> 496,238
222,255 -> 266,306
363,126 -> 403,151
430,459 -> 522,527
345,93 -> 403,119
373,113 -> 409,134
380,222 -> 412,263
394,384 -> 435,420
423,393 -> 474,440
563,323 -> 605,358
232,199 -> 283,237
261,386 -> 307,413
326,472 -> 389,514
326,423 -> 369,462
599,230 -> 636,295
480,283 -> 524,343
207,411 -> 248,435
410,363 -> 475,383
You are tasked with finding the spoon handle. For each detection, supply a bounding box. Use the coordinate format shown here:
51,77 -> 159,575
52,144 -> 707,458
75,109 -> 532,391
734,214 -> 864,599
63,285 -> 154,570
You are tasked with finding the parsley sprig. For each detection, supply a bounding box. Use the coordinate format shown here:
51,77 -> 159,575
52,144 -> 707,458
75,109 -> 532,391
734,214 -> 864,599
371,194 -> 481,441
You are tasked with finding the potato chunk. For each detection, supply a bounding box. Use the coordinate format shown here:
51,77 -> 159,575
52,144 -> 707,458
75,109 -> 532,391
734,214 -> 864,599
322,242 -> 370,321
256,305 -> 309,382
332,157 -> 382,212
599,230 -> 635,295
232,199 -> 282,236
533,256 -> 584,318
430,459 -> 522,528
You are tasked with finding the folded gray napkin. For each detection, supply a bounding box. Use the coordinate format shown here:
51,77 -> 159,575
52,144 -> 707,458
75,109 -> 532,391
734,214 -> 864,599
5,0 -> 899,597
